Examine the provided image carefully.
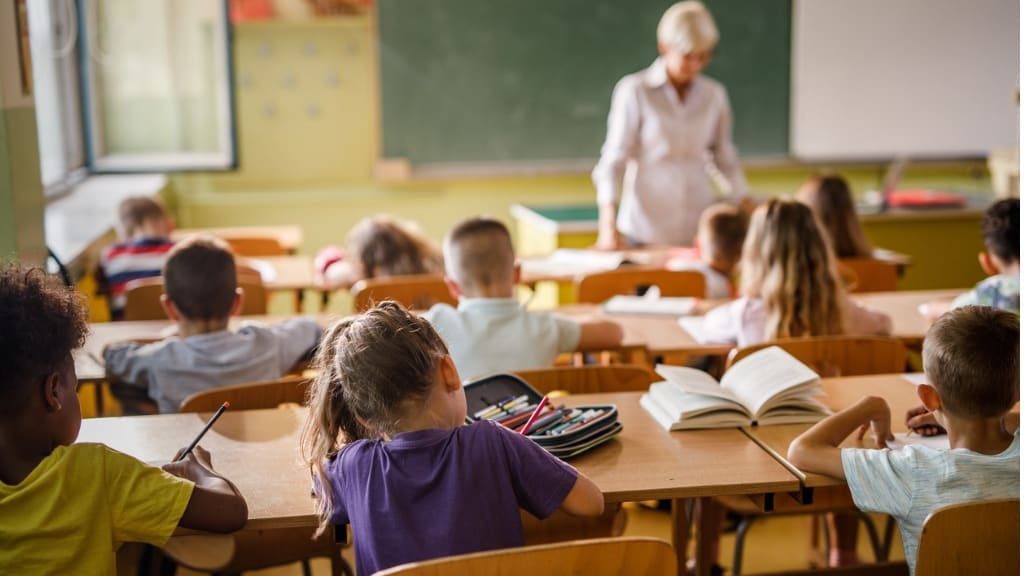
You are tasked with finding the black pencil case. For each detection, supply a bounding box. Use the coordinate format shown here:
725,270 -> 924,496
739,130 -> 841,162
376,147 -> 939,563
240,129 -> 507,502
463,372 -> 622,459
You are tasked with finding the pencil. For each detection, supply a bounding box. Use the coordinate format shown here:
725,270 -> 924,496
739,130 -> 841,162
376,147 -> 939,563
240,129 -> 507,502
519,396 -> 549,435
174,401 -> 230,462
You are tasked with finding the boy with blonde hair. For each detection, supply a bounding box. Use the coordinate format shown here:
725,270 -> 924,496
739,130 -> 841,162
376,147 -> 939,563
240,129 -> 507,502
105,236 -> 321,413
672,203 -> 747,299
0,264 -> 247,573
788,306 -> 1019,574
423,217 -> 623,381
97,196 -> 177,320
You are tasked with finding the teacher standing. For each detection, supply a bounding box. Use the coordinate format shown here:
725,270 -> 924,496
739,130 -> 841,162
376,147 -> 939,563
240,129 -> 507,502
592,1 -> 748,249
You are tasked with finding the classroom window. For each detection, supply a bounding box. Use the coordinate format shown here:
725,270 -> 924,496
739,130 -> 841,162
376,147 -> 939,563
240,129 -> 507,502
78,0 -> 236,172
26,0 -> 86,194
27,0 -> 236,180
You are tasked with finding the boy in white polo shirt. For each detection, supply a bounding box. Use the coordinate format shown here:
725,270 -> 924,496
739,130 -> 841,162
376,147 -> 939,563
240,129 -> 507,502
423,217 -> 623,381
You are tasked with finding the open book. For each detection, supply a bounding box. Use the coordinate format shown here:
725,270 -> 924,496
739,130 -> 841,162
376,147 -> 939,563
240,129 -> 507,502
640,346 -> 831,430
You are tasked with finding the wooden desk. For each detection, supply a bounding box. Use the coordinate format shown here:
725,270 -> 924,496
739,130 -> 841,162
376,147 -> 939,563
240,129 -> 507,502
77,408 -> 315,530
243,255 -> 325,296
743,374 -> 924,490
173,226 -> 303,254
568,392 -> 800,576
78,392 -> 799,576
556,304 -> 733,364
851,289 -> 962,344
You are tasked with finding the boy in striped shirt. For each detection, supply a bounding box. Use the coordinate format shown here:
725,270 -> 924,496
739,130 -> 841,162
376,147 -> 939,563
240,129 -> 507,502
97,196 -> 175,320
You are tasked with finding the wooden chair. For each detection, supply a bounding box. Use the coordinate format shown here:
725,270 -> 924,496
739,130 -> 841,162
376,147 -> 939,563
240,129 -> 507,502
121,275 -> 268,321
511,365 -> 658,545
351,274 -> 457,312
171,377 -> 351,576
719,335 -> 908,574
372,536 -> 676,576
222,235 -> 290,257
916,498 -> 1019,576
726,336 -> 908,378
838,258 -> 900,292
575,268 -> 706,303
178,375 -> 311,412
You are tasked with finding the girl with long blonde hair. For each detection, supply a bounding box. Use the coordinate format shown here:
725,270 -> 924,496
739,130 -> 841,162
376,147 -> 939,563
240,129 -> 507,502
702,198 -> 891,346
301,302 -> 603,576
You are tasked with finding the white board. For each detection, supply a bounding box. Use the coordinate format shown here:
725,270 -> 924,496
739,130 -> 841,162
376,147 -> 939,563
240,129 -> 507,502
791,0 -> 1019,161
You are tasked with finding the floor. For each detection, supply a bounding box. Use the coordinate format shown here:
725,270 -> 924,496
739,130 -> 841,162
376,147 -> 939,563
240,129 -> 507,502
172,504 -> 905,576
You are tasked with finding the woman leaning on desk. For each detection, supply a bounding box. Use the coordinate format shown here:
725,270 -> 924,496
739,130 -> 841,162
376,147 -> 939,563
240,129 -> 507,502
592,1 -> 749,249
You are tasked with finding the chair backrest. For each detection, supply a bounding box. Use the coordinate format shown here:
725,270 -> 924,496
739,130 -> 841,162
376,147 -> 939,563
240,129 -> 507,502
726,336 -> 907,377
222,236 -> 289,257
351,274 -> 457,312
838,258 -> 900,293
916,498 -> 1019,576
178,375 -> 311,412
122,277 -> 169,321
575,268 -> 706,304
513,365 -> 658,395
122,274 -> 268,321
372,537 -> 676,576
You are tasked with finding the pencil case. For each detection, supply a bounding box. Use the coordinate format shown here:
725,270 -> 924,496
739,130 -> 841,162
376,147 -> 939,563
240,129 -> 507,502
463,372 -> 622,459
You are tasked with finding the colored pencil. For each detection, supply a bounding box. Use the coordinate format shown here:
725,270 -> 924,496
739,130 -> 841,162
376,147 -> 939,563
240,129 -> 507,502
519,396 -> 549,435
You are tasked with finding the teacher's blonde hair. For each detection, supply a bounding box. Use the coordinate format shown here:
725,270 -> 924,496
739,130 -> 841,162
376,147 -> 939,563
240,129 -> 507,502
657,1 -> 719,54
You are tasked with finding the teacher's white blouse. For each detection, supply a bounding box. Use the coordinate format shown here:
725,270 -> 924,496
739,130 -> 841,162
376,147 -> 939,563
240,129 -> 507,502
592,58 -> 748,246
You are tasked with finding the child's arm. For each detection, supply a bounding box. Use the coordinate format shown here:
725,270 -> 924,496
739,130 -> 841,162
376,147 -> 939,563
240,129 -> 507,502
559,471 -> 605,516
905,405 -> 945,436
162,446 -> 248,533
575,318 -> 625,351
787,396 -> 893,479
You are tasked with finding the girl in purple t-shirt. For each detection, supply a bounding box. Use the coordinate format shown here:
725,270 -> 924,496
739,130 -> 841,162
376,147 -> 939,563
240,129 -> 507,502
301,302 -> 604,576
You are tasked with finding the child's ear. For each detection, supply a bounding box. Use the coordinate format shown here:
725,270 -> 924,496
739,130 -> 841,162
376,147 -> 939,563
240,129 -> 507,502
978,252 -> 1000,276
230,288 -> 244,316
42,372 -> 63,412
439,355 -> 462,392
443,277 -> 462,299
917,384 -> 942,412
160,294 -> 181,322
512,262 -> 522,285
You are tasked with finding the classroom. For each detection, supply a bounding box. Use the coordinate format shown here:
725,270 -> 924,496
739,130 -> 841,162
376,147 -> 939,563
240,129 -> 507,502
0,0 -> 1019,575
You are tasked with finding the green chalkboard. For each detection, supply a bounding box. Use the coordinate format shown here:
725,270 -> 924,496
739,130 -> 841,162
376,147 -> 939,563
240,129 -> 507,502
378,0 -> 790,166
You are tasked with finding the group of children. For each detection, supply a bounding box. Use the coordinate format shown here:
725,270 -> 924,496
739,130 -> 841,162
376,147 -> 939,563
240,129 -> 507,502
1,175 -> 1019,575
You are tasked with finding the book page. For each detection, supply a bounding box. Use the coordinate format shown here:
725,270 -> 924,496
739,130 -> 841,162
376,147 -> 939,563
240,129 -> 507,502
647,380 -> 748,421
603,295 -> 697,316
655,365 -> 739,402
719,347 -> 821,416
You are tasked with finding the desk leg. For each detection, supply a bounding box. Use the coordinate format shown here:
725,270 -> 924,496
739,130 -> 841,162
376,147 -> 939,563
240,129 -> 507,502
671,498 -> 691,576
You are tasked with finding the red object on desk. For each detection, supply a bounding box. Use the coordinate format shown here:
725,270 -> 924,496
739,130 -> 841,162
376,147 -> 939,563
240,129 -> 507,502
887,189 -> 966,208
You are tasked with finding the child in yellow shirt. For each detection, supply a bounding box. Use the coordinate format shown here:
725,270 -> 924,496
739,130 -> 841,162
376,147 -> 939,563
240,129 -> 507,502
0,264 -> 247,574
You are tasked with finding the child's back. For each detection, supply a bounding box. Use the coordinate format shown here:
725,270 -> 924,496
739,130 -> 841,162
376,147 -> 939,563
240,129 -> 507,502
328,421 -> 578,573
702,199 -> 891,346
104,236 -> 320,412
0,264 -> 246,572
303,303 -> 603,576
671,203 -> 748,299
98,196 -> 176,320
952,198 -> 1020,313
789,306 -> 1020,574
423,217 -> 622,380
